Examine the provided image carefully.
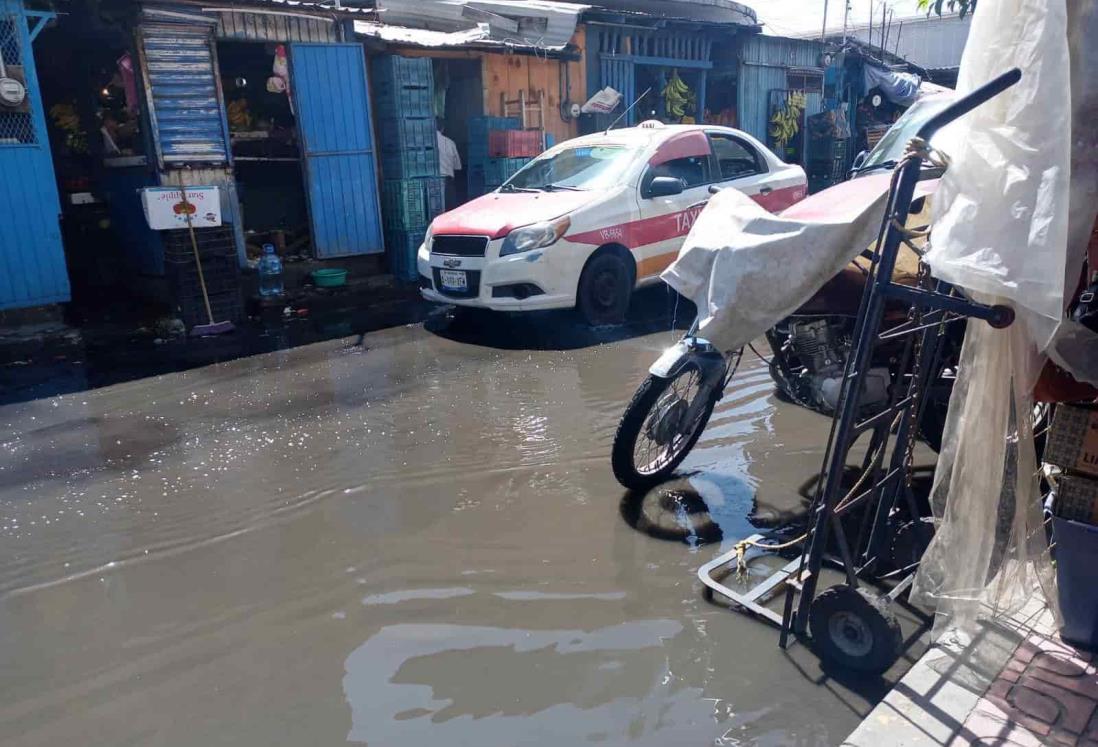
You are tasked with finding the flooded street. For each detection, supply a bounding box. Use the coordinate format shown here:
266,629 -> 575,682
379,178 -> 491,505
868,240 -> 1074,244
0,303 -> 925,746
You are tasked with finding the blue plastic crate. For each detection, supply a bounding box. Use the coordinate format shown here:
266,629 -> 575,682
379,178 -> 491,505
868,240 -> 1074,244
377,117 -> 435,151
386,229 -> 426,282
373,84 -> 434,117
381,179 -> 428,230
422,177 -> 445,219
380,146 -> 439,179
485,156 -> 532,188
372,55 -> 433,90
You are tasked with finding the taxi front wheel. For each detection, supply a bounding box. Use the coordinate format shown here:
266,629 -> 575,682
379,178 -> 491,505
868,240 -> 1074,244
578,252 -> 632,326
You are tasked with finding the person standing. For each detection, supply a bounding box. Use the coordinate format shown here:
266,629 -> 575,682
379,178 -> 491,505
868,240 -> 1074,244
436,119 -> 462,210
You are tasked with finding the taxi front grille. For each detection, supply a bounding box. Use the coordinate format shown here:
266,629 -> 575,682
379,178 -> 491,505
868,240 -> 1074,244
431,235 -> 489,257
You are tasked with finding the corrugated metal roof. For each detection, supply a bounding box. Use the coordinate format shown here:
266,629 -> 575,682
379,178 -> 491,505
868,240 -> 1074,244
354,20 -> 491,47
814,13 -> 972,71
374,0 -> 585,50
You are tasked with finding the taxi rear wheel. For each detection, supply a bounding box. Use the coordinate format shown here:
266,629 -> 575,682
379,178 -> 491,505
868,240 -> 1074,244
578,251 -> 633,326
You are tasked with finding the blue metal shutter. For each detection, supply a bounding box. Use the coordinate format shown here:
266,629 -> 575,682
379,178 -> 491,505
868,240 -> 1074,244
0,0 -> 69,309
600,57 -> 635,126
139,23 -> 230,166
290,43 -> 383,258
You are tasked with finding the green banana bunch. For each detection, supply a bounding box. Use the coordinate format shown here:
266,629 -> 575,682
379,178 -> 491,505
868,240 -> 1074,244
662,70 -> 694,119
769,91 -> 807,148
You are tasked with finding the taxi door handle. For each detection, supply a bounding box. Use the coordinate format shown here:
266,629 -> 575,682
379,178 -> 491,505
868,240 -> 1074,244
759,186 -> 773,195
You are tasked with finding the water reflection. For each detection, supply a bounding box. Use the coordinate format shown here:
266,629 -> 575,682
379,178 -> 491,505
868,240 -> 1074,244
343,620 -> 686,745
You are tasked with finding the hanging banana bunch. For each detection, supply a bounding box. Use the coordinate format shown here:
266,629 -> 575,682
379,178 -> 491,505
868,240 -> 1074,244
662,70 -> 696,120
768,90 -> 807,149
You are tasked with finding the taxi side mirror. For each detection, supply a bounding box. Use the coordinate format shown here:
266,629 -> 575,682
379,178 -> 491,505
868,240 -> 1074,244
647,176 -> 685,198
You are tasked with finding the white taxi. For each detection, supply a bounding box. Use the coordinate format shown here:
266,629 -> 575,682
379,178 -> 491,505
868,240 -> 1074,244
417,121 -> 807,325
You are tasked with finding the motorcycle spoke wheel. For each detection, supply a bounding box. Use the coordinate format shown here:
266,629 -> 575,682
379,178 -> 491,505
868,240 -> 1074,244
632,367 -> 705,477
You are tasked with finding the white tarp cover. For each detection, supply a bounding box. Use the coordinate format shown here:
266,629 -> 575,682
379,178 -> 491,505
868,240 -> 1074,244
662,174 -> 937,353
911,0 -> 1098,635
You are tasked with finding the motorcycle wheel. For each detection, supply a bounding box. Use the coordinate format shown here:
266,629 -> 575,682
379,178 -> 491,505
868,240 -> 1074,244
612,362 -> 717,491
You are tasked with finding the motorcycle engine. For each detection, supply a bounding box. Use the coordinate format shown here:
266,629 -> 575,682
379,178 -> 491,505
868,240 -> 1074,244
787,319 -> 890,413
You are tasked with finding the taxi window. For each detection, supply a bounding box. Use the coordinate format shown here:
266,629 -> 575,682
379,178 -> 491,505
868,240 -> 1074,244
649,155 -> 710,189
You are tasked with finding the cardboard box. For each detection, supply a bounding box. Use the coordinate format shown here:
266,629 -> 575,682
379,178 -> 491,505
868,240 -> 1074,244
1043,404 -> 1098,478
1055,474 -> 1098,526
140,186 -> 221,230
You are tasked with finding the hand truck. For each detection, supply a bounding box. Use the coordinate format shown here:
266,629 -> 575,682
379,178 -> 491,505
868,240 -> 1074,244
699,69 -> 1023,673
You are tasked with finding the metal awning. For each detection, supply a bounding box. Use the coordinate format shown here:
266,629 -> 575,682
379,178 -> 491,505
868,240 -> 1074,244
367,0 -> 587,51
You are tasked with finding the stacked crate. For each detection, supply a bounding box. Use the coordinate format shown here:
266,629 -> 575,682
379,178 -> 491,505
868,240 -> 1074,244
161,226 -> 243,330
484,157 -> 533,191
467,116 -> 520,198
807,137 -> 849,194
373,55 -> 441,280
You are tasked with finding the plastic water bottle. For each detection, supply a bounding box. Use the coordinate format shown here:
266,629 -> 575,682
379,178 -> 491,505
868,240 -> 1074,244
258,244 -> 283,297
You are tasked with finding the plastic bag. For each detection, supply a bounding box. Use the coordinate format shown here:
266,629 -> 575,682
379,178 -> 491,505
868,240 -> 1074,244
912,0 -> 1098,635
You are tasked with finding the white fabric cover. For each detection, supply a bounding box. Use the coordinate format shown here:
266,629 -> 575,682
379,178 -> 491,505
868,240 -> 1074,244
660,185 -> 892,352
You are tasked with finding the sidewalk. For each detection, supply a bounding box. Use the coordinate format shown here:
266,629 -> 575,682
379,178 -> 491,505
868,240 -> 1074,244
846,599 -> 1098,746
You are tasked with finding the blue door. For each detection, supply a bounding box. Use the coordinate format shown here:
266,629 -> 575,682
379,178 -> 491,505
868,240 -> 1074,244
0,0 -> 69,310
291,43 -> 383,258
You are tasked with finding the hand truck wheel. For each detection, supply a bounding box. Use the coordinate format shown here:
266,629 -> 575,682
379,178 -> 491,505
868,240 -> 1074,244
808,585 -> 902,674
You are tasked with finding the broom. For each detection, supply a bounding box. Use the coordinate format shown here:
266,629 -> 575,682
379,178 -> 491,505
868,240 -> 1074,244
176,173 -> 235,336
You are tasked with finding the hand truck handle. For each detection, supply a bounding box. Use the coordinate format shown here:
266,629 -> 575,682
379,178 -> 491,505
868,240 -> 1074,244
916,68 -> 1021,141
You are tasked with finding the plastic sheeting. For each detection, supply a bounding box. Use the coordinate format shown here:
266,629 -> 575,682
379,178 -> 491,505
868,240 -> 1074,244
864,65 -> 922,106
912,0 -> 1098,635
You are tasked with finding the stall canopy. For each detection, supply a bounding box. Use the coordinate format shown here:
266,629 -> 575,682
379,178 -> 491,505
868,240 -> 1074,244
366,0 -> 586,51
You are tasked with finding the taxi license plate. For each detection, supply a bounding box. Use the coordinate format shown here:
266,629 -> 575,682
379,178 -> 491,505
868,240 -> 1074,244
439,269 -> 468,291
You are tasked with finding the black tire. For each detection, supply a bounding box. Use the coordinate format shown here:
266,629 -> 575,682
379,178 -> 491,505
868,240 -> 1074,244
612,366 -> 716,490
808,585 -> 902,674
578,251 -> 633,326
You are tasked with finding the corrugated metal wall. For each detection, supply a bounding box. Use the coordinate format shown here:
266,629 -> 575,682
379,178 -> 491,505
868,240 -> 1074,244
291,43 -> 383,257
139,22 -> 232,166
215,11 -> 337,43
0,0 -> 70,310
737,35 -> 825,148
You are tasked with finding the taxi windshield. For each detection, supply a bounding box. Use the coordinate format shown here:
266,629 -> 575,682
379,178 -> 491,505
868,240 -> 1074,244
502,145 -> 638,192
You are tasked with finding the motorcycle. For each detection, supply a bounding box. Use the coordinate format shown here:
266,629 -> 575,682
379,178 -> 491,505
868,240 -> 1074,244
611,245 -> 961,491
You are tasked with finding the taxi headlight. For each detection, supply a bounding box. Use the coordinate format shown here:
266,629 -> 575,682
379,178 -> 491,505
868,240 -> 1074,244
500,216 -> 571,257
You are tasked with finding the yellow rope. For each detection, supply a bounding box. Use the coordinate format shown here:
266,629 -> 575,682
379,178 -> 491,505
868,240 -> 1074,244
732,438 -> 891,579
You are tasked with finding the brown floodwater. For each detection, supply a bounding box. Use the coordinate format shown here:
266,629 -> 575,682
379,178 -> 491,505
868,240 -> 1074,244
0,308 -> 927,746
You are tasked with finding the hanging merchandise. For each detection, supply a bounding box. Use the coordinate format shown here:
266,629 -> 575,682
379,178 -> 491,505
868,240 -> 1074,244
268,44 -> 293,114
769,91 -> 806,150
662,70 -> 695,120
117,53 -> 138,115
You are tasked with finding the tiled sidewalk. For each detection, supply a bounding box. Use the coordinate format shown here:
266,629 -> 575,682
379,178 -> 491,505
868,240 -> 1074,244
956,633 -> 1098,746
845,600 -> 1098,746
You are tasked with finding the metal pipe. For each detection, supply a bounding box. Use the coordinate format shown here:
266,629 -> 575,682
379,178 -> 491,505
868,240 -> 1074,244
821,0 -> 830,42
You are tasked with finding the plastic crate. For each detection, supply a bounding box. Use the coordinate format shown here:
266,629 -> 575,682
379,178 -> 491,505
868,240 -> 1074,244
372,55 -> 433,89
468,116 -> 520,162
377,117 -> 435,151
485,156 -> 532,187
488,129 -> 543,158
373,84 -> 433,117
385,229 -> 426,282
167,254 -> 242,299
380,146 -> 439,179
162,225 -> 237,264
176,290 -> 244,330
422,177 -> 445,219
381,179 -> 428,230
